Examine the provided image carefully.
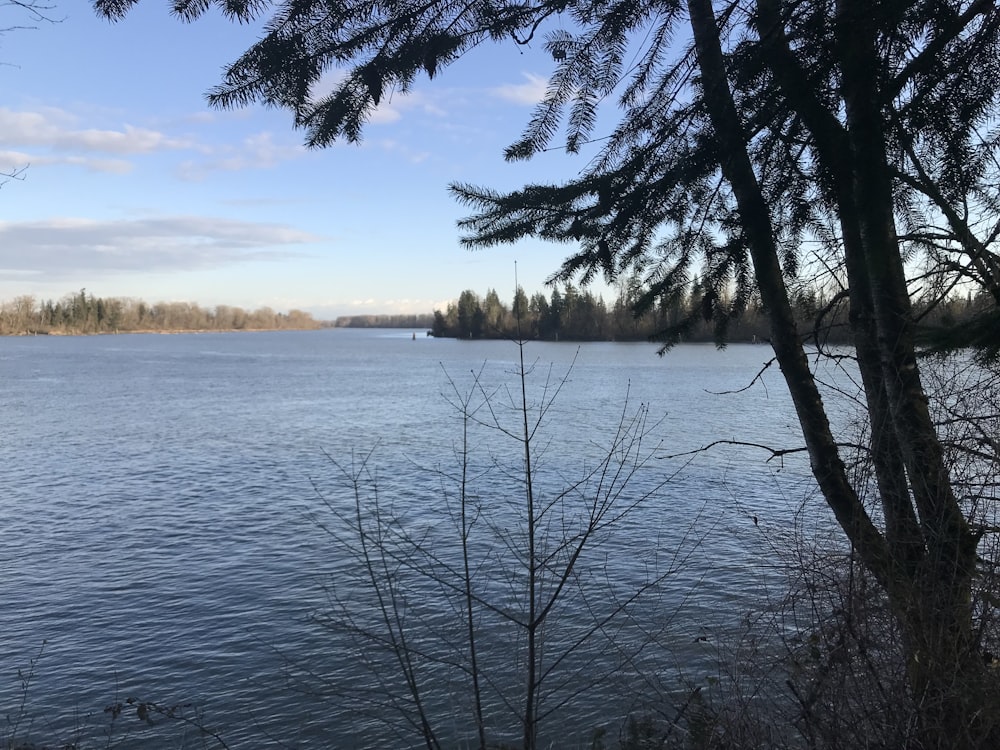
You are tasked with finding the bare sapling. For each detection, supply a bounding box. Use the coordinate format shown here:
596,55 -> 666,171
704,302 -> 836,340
311,333 -> 693,749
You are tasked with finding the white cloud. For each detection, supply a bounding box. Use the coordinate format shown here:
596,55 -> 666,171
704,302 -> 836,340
369,104 -> 404,125
176,131 -> 307,179
59,156 -> 134,174
490,73 -> 549,105
0,150 -> 33,171
0,108 -> 194,154
308,69 -> 349,104
0,107 -> 308,179
0,216 -> 324,278
370,89 -> 448,125
0,148 -> 133,174
242,132 -> 298,160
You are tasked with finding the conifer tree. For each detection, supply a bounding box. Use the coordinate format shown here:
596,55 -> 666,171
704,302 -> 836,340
93,1 -> 1000,746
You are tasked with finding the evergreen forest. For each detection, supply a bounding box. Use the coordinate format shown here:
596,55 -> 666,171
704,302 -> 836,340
430,281 -> 990,346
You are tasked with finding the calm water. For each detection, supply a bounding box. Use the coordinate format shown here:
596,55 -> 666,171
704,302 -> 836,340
1,330 -> 840,747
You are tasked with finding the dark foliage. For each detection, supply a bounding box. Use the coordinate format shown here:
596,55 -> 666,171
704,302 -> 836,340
91,1 -> 1000,747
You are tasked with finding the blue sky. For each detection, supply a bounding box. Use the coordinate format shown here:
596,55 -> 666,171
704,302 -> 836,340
0,3 -> 610,319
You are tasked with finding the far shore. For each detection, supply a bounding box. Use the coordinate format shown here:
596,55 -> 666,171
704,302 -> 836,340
3,326 -> 330,337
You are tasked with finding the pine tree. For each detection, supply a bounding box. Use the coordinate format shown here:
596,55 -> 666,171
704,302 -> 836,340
94,1 -> 1000,746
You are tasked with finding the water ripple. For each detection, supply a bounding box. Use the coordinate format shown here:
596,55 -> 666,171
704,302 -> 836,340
1,332 -> 838,748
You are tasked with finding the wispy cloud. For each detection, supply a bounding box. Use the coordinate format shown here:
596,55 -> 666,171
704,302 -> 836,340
490,73 -> 548,105
0,107 -> 194,154
370,89 -> 448,125
0,107 -> 312,178
176,132 -> 306,179
0,149 -> 34,171
0,149 -> 133,174
0,216 -> 323,278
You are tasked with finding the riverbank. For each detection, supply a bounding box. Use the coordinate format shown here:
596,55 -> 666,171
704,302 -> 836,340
3,326 -> 326,337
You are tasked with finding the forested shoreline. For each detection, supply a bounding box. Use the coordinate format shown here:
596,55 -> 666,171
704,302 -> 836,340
430,282 -> 987,345
0,290 -> 323,336
7,284 -> 986,344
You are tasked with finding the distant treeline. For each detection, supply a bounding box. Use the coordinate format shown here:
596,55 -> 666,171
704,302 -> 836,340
333,313 -> 435,329
0,290 -> 323,335
431,282 -> 985,345
431,283 -> 774,342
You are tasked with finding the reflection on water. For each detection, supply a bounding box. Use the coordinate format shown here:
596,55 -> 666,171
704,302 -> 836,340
0,330 -> 847,747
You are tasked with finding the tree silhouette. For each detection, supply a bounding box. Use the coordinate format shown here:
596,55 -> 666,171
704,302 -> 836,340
93,1 -> 1000,746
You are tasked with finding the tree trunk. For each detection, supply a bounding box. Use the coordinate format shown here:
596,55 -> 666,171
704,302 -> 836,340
687,0 -> 889,579
833,2 -> 988,744
696,0 -> 997,744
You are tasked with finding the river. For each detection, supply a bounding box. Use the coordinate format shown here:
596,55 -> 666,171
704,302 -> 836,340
0,329 -> 846,748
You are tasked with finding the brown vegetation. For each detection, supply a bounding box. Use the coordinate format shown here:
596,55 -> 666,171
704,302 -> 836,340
0,290 -> 323,336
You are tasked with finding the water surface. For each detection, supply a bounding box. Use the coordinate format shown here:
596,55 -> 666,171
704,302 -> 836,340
1,330 -> 840,747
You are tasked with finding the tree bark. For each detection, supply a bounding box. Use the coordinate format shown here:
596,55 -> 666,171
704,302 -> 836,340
754,0 -> 924,586
686,0 -> 890,577
697,0 -> 996,743
834,3 -> 987,744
